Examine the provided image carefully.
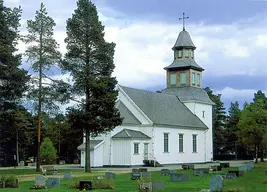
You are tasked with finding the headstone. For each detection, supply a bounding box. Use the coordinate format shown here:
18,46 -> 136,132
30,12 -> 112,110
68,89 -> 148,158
225,173 -> 237,180
47,178 -> 60,188
63,172 -> 72,180
79,181 -> 92,191
194,169 -> 204,176
19,161 -> 24,166
139,182 -> 152,192
220,162 -> 230,168
170,173 -> 190,182
169,169 -> 176,175
141,172 -> 152,180
238,166 -> 247,172
210,176 -> 223,192
152,181 -> 164,191
161,169 -> 170,176
35,175 -> 46,187
182,164 -> 190,170
200,190 -> 211,192
228,170 -> 244,177
189,164 -> 195,170
131,172 -> 141,180
105,172 -> 115,179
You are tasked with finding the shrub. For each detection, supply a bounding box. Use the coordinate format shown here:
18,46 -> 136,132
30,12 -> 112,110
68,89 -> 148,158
0,175 -> 18,188
40,138 -> 57,165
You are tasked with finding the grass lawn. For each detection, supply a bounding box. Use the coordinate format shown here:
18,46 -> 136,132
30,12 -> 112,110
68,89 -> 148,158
0,162 -> 266,192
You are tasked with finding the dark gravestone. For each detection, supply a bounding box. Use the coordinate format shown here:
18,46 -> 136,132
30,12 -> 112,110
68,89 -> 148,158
194,169 -> 204,176
79,181 -> 92,191
225,173 -> 237,180
170,173 -> 190,182
63,172 -> 72,180
152,181 -> 164,191
169,169 -> 176,175
105,172 -> 115,179
161,169 -> 170,176
182,164 -> 190,170
131,172 -> 141,180
189,164 -> 195,170
139,182 -> 152,192
47,178 -> 60,188
210,175 -> 223,192
228,170 -> 244,177
220,163 -> 230,168
141,172 -> 152,180
139,168 -> 148,172
239,166 -> 247,172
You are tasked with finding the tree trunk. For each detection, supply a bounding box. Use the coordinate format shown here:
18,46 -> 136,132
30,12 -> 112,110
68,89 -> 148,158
16,129 -> 19,166
260,146 -> 264,162
85,129 -> 91,173
255,145 -> 258,163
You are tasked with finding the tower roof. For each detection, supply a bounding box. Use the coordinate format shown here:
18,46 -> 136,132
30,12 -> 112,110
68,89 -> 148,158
172,30 -> 196,50
164,58 -> 204,71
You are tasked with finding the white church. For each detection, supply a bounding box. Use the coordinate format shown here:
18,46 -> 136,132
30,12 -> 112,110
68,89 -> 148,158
78,25 -> 214,167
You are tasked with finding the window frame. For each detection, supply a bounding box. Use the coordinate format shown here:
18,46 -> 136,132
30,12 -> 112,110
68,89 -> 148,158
185,49 -> 189,57
192,72 -> 196,85
180,72 -> 187,86
192,134 -> 197,153
163,133 -> 169,153
170,73 -> 177,86
202,111 -> 205,118
178,50 -> 182,58
133,143 -> 139,154
179,134 -> 184,153
196,73 -> 200,86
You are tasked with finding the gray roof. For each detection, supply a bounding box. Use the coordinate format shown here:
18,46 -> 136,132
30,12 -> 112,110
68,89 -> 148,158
112,129 -> 151,139
120,85 -> 208,129
117,101 -> 141,125
77,140 -> 103,151
173,30 -> 196,50
164,58 -> 204,71
162,87 -> 215,105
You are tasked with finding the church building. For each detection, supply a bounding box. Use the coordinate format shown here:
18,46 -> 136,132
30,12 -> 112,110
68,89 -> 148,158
78,24 -> 214,167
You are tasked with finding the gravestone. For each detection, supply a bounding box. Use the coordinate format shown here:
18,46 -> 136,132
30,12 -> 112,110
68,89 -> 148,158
228,170 -> 244,177
169,169 -> 176,175
131,172 -> 141,180
141,172 -> 152,180
161,169 -> 170,176
189,164 -> 195,170
210,176 -> 223,192
152,181 -> 164,191
238,166 -> 247,172
19,161 -> 24,167
182,164 -> 190,170
194,169 -> 204,176
105,172 -> 115,179
247,165 -> 252,172
220,162 -> 230,168
225,173 -> 236,180
79,181 -> 92,191
170,173 -> 190,182
200,190 -> 211,192
139,182 -> 152,192
35,175 -> 46,187
47,178 -> 60,188
63,172 -> 72,180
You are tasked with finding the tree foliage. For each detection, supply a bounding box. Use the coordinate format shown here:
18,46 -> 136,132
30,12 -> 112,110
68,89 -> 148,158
62,0 -> 123,172
40,137 -> 57,165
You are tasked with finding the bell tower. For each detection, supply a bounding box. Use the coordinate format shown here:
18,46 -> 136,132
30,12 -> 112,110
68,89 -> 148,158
164,13 -> 204,89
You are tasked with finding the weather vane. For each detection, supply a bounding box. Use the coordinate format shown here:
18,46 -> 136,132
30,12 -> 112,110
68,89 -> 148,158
179,13 -> 189,31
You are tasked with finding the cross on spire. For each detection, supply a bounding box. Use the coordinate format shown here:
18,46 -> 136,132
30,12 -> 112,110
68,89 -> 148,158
179,13 -> 189,31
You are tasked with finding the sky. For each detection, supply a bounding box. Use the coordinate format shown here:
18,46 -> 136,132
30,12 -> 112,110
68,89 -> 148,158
4,0 -> 267,112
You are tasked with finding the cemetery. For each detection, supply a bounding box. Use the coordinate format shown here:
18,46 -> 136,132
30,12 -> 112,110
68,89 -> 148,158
0,161 -> 266,191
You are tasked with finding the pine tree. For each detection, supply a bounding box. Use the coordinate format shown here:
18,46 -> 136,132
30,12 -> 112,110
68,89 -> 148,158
0,0 -> 30,166
62,0 -> 123,172
22,2 -> 61,171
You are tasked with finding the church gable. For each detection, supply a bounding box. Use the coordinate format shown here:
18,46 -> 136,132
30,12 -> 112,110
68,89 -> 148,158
116,101 -> 141,125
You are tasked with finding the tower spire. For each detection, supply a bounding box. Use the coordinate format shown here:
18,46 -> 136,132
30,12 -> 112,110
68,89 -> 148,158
179,13 -> 189,31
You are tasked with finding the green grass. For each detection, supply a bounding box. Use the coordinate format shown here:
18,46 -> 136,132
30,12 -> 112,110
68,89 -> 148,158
0,163 -> 266,192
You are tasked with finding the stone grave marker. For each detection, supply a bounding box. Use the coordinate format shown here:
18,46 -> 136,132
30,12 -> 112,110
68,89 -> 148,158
141,172 -> 152,180
131,172 -> 141,180
35,175 -> 46,187
194,169 -> 204,176
152,181 -> 164,191
19,161 -> 24,167
105,172 -> 115,179
139,182 -> 152,192
160,169 -> 170,176
228,170 -> 244,177
169,169 -> 176,175
63,172 -> 72,180
170,173 -> 190,182
189,164 -> 195,170
239,166 -> 247,172
210,175 -> 223,192
225,173 -> 236,180
182,164 -> 189,170
47,178 -> 60,188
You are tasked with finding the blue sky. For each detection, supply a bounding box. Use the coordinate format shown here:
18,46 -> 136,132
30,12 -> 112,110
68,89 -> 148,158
4,0 -> 267,112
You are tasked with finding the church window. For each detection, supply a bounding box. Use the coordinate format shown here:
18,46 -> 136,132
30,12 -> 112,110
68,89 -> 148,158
185,50 -> 189,57
180,72 -> 186,86
196,73 -> 200,86
134,143 -> 139,154
190,50 -> 194,58
170,73 -> 176,86
179,134 -> 183,152
164,133 -> 169,152
192,72 -> 196,85
178,50 -> 182,58
192,135 -> 197,152
202,111 -> 205,118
